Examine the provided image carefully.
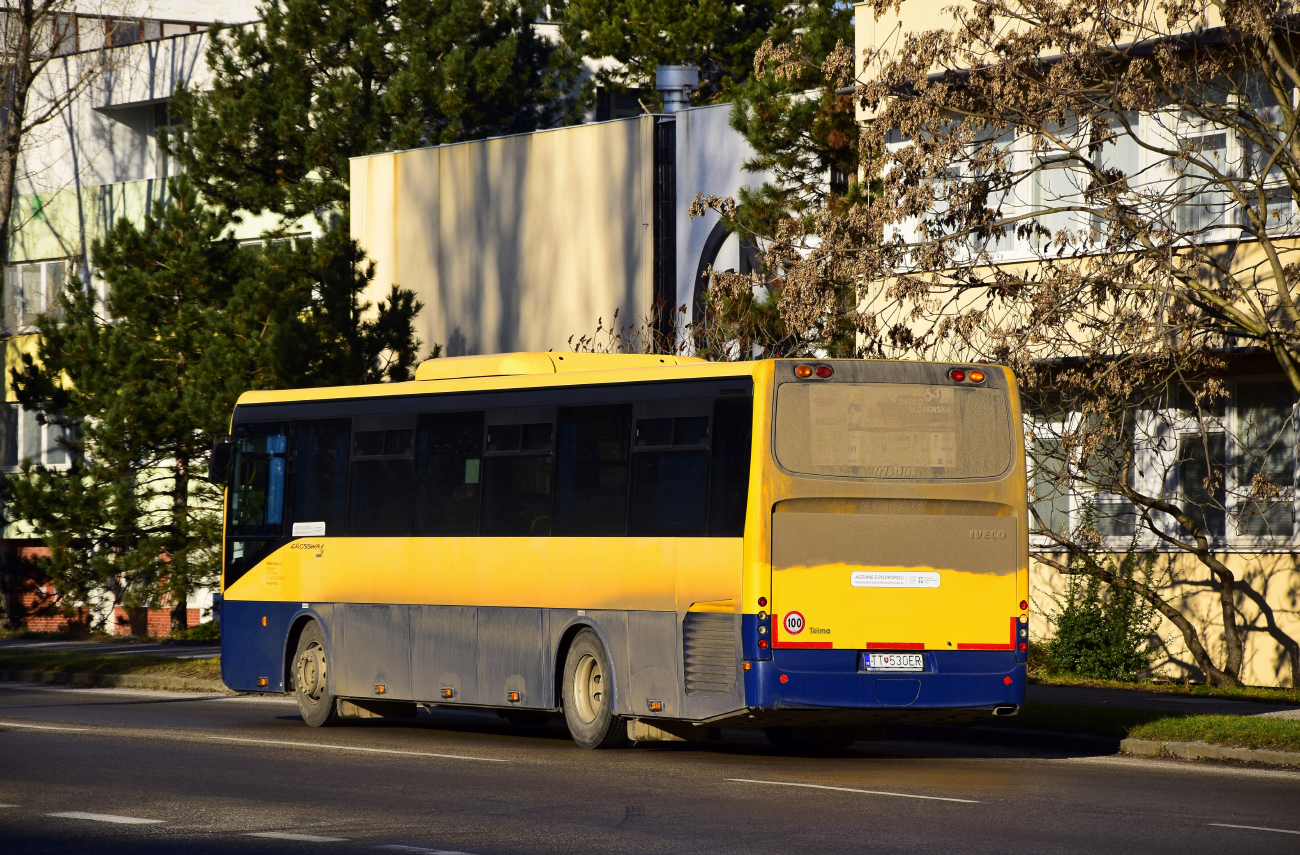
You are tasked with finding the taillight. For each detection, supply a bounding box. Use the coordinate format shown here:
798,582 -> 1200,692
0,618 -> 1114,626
758,639 -> 768,649
758,596 -> 767,607
814,364 -> 833,379
1019,600 -> 1028,610
948,368 -> 965,382
794,364 -> 813,378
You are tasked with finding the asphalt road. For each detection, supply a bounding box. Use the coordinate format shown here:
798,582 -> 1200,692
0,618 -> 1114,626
1,683 -> 1298,855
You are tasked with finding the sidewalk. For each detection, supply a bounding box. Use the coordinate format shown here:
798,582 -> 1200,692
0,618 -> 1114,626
0,638 -> 219,659
1027,683 -> 1300,719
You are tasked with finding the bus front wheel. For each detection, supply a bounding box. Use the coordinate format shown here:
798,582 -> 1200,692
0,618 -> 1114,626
561,629 -> 628,749
292,621 -> 340,727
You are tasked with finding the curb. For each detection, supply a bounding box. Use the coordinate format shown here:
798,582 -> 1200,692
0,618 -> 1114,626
0,668 -> 230,693
1121,737 -> 1300,768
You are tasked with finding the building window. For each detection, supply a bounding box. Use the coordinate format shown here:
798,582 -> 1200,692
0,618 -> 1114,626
3,260 -> 66,330
0,404 -> 75,470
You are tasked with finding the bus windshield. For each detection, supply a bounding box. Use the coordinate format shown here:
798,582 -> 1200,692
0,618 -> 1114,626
775,381 -> 1013,479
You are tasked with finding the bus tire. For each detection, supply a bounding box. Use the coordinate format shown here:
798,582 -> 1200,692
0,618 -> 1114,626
292,621 -> 340,727
561,629 -> 628,749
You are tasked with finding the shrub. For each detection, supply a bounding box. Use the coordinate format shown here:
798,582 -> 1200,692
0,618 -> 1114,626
171,620 -> 220,642
1044,525 -> 1160,681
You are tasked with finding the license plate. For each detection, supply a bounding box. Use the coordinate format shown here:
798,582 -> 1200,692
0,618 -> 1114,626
863,652 -> 925,671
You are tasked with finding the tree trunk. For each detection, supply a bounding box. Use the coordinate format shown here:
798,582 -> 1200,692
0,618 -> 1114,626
170,597 -> 189,633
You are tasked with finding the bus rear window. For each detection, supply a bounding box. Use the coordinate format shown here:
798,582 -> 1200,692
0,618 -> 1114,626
775,382 -> 1012,479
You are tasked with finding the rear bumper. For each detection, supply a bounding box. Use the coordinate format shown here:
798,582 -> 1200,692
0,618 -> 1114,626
743,649 -> 1024,712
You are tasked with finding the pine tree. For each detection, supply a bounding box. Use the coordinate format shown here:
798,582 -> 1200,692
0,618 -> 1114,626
6,181 -> 423,632
560,0 -> 795,108
690,2 -> 860,358
172,0 -> 588,220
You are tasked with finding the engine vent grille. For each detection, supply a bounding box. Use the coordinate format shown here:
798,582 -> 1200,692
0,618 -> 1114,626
682,612 -> 737,694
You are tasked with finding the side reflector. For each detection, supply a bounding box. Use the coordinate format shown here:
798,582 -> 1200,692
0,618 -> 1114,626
441,687 -> 454,699
261,616 -> 267,627
814,364 -> 833,378
374,684 -> 386,694
647,700 -> 663,712
257,677 -> 267,687
794,364 -> 813,378
1003,676 -> 1012,685
948,368 -> 965,382
742,662 -> 752,671
507,691 -> 521,703
968,369 -> 986,383
779,674 -> 789,684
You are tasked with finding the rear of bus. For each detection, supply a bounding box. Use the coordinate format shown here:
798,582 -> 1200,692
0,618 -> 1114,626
744,359 -> 1027,720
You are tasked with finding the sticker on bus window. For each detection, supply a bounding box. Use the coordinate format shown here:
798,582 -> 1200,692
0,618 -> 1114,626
292,521 -> 326,537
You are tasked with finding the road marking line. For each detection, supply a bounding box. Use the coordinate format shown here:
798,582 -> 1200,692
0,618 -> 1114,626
375,846 -> 473,854
1210,823 -> 1300,836
0,721 -> 88,732
0,804 -> 16,808
248,832 -> 349,842
48,811 -> 163,824
210,736 -> 508,762
726,778 -> 981,804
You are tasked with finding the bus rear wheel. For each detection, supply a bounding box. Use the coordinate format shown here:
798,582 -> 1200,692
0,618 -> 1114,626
292,621 -> 340,727
561,629 -> 628,749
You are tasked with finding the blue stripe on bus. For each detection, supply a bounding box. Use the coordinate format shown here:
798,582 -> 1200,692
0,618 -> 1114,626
742,649 -> 1025,710
221,600 -> 308,693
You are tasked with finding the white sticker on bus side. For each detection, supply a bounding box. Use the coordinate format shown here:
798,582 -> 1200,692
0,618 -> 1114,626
850,571 -> 940,588
292,521 -> 326,537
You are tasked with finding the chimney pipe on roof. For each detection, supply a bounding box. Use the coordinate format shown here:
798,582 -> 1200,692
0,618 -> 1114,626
655,65 -> 698,113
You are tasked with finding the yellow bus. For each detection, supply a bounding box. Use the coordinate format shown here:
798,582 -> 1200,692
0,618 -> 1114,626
214,353 -> 1028,749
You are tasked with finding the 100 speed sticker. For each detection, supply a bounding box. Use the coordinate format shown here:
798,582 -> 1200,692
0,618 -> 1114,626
783,611 -> 805,635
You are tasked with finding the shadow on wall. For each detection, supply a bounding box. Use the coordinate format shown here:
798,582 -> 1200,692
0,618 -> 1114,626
1031,550 -> 1300,687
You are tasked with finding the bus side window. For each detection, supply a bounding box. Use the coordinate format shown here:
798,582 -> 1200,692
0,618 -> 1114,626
228,422 -> 288,536
709,397 -> 753,536
413,411 -> 485,536
482,409 -> 555,537
289,419 -> 350,537
629,403 -> 711,537
553,404 -> 632,536
348,420 -> 416,537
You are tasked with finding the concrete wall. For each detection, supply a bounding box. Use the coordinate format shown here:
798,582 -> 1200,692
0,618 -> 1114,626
673,102 -> 764,322
351,117 -> 658,356
1031,553 -> 1299,688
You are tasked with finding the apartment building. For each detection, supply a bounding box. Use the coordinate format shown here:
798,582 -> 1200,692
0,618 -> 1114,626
1,1 -> 262,631
854,1 -> 1300,686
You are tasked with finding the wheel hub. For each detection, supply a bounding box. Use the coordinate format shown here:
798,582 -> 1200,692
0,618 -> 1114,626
296,643 -> 327,702
572,653 -> 604,724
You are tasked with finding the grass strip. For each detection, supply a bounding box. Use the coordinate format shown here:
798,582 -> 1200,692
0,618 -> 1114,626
1028,672 -> 1300,705
0,650 -> 221,680
996,702 -> 1300,753
1129,715 -> 1300,753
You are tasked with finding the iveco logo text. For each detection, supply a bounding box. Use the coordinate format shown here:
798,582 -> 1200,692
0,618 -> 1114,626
969,529 -> 1007,540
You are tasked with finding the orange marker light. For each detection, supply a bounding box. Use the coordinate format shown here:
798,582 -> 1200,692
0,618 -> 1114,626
742,662 -> 752,671
968,369 -> 986,383
794,364 -> 813,378
441,688 -> 454,699
375,684 -> 386,694
261,616 -> 267,626
257,677 -> 268,687
507,691 -> 521,703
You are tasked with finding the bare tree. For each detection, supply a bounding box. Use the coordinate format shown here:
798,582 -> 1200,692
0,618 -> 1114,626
693,0 -> 1300,686
0,3 -> 109,268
